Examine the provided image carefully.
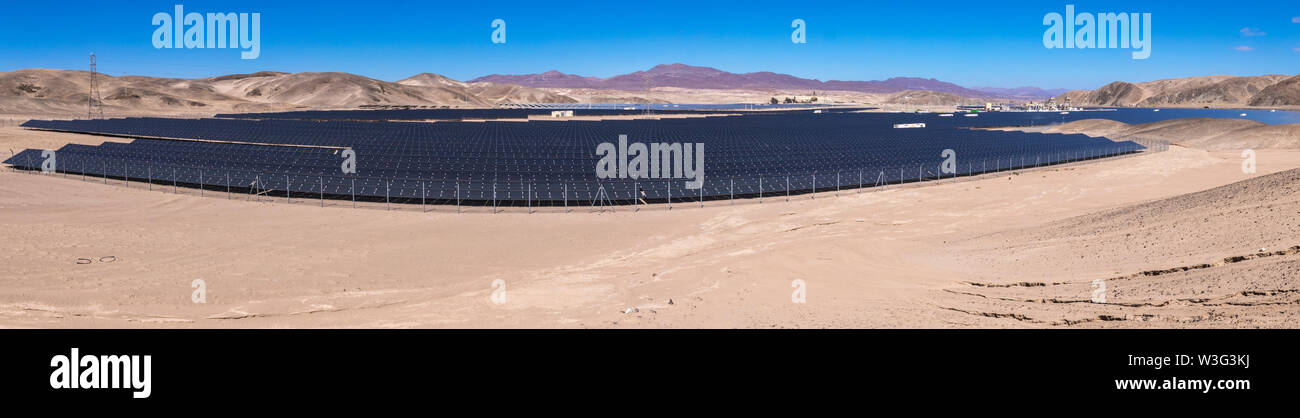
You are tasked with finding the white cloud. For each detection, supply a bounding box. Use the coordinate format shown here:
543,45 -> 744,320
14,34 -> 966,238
1293,17 -> 1300,23
1234,45 -> 1255,51
1240,27 -> 1267,36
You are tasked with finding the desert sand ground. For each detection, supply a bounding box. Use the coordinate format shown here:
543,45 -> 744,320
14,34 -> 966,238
1,121 -> 1299,328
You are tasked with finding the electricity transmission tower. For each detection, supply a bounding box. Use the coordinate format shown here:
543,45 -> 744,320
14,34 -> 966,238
643,73 -> 653,116
88,53 -> 104,119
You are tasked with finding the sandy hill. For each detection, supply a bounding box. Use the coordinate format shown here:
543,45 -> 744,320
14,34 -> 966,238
0,69 -> 577,115
883,90 -> 985,106
398,73 -> 577,104
1060,74 -> 1295,108
208,71 -> 490,108
0,69 -> 247,115
940,160 -> 1300,327
1043,118 -> 1300,150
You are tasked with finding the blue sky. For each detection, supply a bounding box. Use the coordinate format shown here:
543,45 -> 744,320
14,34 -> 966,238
1,0 -> 1296,90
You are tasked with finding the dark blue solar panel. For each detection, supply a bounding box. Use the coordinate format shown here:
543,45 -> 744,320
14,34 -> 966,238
6,112 -> 1145,206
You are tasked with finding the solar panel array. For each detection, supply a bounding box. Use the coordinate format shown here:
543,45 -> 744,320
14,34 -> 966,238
6,112 -> 1144,206
217,108 -> 640,121
213,106 -> 875,121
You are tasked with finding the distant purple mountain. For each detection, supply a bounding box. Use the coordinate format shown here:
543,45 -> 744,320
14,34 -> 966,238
471,63 -> 999,97
971,86 -> 1070,99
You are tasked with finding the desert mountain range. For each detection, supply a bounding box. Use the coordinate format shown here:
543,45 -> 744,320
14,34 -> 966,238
2,64 -> 1298,116
0,69 -> 572,115
1060,74 -> 1300,108
0,65 -> 1045,116
471,63 -> 1022,98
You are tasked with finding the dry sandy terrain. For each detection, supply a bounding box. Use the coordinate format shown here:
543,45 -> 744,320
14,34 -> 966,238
2,121 -> 1299,328
1026,118 -> 1300,150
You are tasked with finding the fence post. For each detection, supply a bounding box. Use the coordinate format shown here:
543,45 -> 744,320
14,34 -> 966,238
492,182 -> 496,214
199,169 -> 203,197
456,181 -> 461,214
124,162 -> 128,187
226,173 -> 230,199
634,180 -> 638,212
562,183 -> 566,213
386,180 -> 390,211
321,176 -> 325,207
811,173 -> 815,199
172,167 -> 176,192
785,175 -> 789,202
421,180 -> 426,212
351,178 -> 356,208
148,166 -> 152,191
667,180 -> 672,210
527,182 -> 532,214
729,178 -> 734,205
699,181 -> 703,208
759,177 -> 763,203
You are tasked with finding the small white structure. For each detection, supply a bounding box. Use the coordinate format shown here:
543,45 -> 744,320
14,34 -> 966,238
893,123 -> 926,129
550,110 -> 574,117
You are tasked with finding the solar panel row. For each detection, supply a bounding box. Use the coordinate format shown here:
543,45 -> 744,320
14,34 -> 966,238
6,112 -> 1144,206
213,106 -> 874,121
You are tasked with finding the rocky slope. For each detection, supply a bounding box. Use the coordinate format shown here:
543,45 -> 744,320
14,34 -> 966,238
1060,74 -> 1295,108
